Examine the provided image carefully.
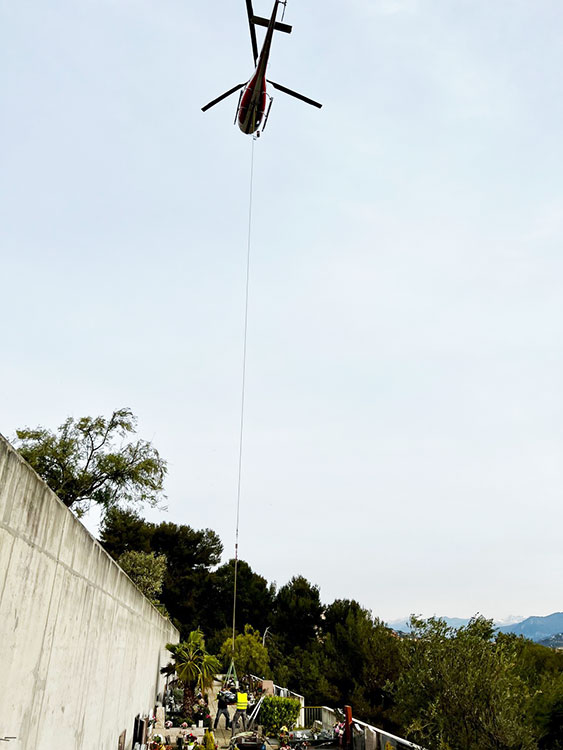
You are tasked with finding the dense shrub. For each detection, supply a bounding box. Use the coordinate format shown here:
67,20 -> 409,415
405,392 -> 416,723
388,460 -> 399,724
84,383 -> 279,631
259,696 -> 301,735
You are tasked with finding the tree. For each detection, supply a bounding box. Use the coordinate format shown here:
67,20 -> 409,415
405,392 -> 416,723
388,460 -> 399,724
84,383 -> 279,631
99,509 -> 224,637
321,600 -> 403,729
273,575 -> 323,651
118,550 -> 167,607
15,408 -> 167,516
220,624 -> 270,678
205,559 -> 276,636
165,629 -> 221,717
533,672 -> 563,750
393,616 -> 537,750
500,634 -> 563,749
275,641 -> 336,708
151,522 -> 222,571
150,522 -> 223,637
100,507 -> 153,557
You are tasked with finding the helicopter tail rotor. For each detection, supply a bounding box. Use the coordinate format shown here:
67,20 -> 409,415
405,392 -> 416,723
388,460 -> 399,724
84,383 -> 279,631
252,15 -> 292,34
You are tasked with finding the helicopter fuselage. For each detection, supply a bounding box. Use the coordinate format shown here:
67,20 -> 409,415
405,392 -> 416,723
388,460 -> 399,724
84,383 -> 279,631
238,70 -> 268,134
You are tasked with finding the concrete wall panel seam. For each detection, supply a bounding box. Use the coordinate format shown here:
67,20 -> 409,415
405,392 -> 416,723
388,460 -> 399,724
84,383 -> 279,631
0,517 -> 167,629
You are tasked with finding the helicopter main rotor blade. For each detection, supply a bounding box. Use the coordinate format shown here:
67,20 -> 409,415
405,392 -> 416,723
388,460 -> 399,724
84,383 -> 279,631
202,83 -> 246,112
267,80 -> 323,109
245,0 -> 259,64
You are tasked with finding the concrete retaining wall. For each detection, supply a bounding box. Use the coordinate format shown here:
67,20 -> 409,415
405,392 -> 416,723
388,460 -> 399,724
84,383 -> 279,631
0,434 -> 179,749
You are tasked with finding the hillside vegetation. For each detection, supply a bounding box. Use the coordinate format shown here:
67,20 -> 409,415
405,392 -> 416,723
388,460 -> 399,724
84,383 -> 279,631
100,509 -> 563,750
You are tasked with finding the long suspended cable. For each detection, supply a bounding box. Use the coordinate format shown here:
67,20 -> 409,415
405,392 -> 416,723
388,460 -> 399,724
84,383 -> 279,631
232,136 -> 256,654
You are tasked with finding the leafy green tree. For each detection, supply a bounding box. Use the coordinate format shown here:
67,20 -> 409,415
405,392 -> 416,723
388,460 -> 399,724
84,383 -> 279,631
275,641 -> 336,707
165,629 -> 221,717
118,550 -> 167,607
273,575 -> 323,651
501,635 -> 563,749
205,559 -> 276,636
533,672 -> 563,750
206,626 -> 233,659
100,509 -> 223,636
499,633 -> 563,689
151,522 -> 222,571
15,408 -> 167,516
100,507 -> 153,556
220,624 -> 270,678
150,522 -> 222,636
393,616 -> 537,750
321,600 -> 403,729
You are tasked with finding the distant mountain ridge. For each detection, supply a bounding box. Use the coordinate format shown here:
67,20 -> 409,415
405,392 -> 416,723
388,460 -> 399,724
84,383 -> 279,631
538,633 -> 563,649
387,616 -> 473,632
387,612 -> 563,643
498,612 -> 563,642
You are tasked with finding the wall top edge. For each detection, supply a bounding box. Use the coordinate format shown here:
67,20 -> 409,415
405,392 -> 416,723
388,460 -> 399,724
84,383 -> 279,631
0,431 -> 179,640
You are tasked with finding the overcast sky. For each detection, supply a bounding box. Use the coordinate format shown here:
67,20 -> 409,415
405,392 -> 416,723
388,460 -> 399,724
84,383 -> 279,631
2,0 -> 563,623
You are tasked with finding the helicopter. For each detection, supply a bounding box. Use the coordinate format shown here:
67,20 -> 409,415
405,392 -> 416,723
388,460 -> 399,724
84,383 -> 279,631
201,0 -> 322,135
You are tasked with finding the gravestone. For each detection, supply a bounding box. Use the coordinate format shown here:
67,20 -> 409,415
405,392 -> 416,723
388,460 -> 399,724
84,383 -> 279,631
155,706 -> 166,731
379,736 -> 397,750
261,680 -> 275,696
364,727 -> 377,750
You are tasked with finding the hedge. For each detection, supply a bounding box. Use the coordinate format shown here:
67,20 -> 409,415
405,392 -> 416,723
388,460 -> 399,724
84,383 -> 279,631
259,696 -> 301,735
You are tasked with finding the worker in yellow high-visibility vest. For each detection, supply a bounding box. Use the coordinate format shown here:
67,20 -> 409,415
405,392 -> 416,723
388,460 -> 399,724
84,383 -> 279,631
231,691 -> 248,736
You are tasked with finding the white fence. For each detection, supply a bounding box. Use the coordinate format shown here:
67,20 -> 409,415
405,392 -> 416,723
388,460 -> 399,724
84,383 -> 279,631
351,716 -> 425,750
248,674 -> 306,726
303,705 -> 339,729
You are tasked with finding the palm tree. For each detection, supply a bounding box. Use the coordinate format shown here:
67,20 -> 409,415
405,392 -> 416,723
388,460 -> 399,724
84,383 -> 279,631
165,629 -> 221,718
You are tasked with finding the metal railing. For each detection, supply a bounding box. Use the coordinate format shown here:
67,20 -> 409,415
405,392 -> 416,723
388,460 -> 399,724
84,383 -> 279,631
245,676 -> 424,749
351,716 -> 425,750
249,674 -> 306,726
303,706 -> 339,729
302,707 -> 424,749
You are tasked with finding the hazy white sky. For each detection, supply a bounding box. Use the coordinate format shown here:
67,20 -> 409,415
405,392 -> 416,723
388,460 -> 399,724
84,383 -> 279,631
2,0 -> 563,622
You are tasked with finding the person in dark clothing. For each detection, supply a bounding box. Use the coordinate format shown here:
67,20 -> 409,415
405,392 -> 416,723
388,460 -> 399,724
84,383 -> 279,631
214,692 -> 232,730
